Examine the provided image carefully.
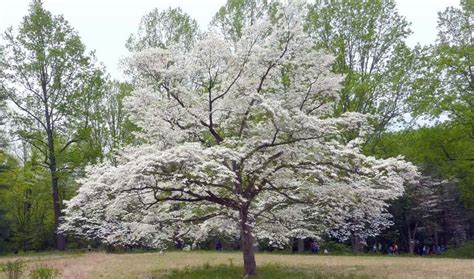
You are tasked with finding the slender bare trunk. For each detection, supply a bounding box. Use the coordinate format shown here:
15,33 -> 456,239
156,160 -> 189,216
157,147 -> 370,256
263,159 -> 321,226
408,222 -> 417,254
48,139 -> 65,251
51,174 -> 65,250
240,208 -> 256,277
45,109 -> 65,251
41,60 -> 65,251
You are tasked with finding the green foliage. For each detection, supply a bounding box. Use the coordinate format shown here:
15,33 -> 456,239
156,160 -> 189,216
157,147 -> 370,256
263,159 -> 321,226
0,151 -> 55,252
29,265 -> 60,279
1,260 -> 24,279
325,241 -> 352,255
404,2 -> 473,205
443,241 -> 474,259
211,0 -> 269,42
1,0 -> 107,172
407,1 -> 472,128
375,123 -> 474,207
126,7 -> 200,51
102,81 -> 139,160
306,0 -> 414,144
161,263 -> 369,279
1,0 -> 108,250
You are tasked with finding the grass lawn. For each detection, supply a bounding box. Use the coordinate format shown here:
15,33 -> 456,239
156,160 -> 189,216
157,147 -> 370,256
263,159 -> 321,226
1,251 -> 473,278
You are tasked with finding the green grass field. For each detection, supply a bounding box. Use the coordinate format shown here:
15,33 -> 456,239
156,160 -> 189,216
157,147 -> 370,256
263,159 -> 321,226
1,251 -> 473,278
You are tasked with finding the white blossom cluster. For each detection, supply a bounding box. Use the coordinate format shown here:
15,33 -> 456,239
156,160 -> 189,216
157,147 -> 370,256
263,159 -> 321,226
61,2 -> 417,249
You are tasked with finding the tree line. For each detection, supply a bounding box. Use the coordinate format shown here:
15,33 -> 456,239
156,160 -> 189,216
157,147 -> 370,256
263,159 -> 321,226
0,0 -> 472,259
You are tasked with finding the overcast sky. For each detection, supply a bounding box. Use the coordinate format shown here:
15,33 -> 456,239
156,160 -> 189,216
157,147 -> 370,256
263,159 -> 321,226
0,0 -> 460,79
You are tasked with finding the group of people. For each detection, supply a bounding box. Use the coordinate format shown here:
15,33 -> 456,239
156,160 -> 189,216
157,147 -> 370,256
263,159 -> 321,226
371,243 -> 383,253
420,244 -> 446,256
371,243 -> 399,254
371,242 -> 447,256
388,243 -> 399,254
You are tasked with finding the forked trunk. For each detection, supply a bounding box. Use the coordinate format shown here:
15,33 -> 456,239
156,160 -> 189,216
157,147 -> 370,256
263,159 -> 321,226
240,208 -> 256,277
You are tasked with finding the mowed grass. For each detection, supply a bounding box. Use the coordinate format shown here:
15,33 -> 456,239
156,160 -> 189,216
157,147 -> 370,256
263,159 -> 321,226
0,251 -> 473,278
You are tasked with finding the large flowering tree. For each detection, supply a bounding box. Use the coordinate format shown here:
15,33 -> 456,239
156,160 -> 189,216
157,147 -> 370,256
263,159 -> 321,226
62,3 -> 416,276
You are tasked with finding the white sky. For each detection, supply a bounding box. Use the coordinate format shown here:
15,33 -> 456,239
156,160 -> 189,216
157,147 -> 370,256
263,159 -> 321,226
0,0 -> 460,79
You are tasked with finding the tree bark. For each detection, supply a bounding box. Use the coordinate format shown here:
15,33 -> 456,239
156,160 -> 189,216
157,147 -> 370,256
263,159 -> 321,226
40,54 -> 65,251
240,208 -> 256,277
297,238 -> 304,253
51,174 -> 65,250
351,233 -> 363,253
408,222 -> 417,254
46,109 -> 65,251
288,237 -> 294,252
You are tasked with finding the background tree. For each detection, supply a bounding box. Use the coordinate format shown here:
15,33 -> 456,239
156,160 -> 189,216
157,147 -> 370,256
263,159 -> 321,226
101,81 -> 137,165
0,151 -> 15,253
376,127 -> 474,249
126,7 -> 200,52
0,0 -> 105,250
412,0 -> 473,122
0,46 -> 8,148
1,154 -> 54,252
306,0 -> 414,145
62,4 -> 416,276
407,0 -> 473,204
211,0 -> 269,43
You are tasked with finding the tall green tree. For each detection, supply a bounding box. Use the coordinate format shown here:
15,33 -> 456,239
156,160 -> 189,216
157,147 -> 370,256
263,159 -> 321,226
306,0 -> 414,145
0,151 -> 15,253
211,0 -> 269,43
0,0 -> 105,250
406,0 -> 473,205
126,7 -> 200,52
410,0 -> 472,122
376,126 -> 474,248
0,46 -> 8,148
103,82 -> 136,160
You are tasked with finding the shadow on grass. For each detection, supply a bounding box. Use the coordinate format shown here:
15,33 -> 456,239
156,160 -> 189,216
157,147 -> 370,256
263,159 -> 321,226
155,263 -> 373,279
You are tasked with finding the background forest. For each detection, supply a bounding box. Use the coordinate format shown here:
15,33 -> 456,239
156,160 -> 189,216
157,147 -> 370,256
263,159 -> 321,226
0,0 -> 472,255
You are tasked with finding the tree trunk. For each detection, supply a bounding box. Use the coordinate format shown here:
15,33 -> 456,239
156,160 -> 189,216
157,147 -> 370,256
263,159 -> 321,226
47,127 -> 65,251
51,174 -> 65,251
240,208 -> 256,277
408,222 -> 417,254
297,238 -> 304,253
351,233 -> 363,253
287,237 -> 293,252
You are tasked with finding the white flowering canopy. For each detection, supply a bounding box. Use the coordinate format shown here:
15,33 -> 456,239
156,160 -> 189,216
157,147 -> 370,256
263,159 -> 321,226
61,2 -> 417,251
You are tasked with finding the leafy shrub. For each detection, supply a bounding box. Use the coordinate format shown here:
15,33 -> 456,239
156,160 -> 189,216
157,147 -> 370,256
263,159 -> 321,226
443,241 -> 474,259
324,241 -> 352,254
2,260 -> 24,279
29,265 -> 61,279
